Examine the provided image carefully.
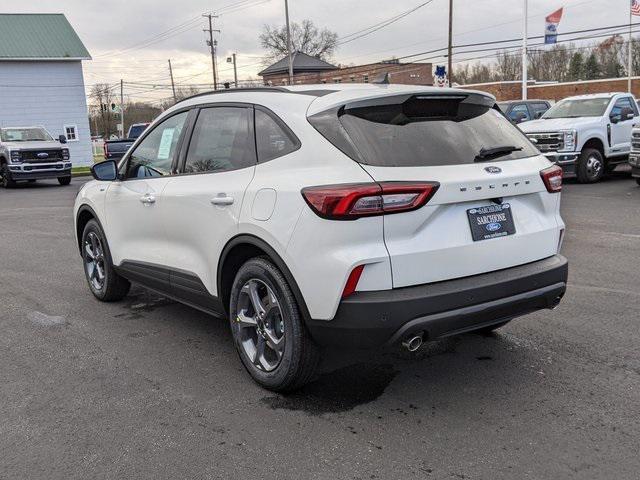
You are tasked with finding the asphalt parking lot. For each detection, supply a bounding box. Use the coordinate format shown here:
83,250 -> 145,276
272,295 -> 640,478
1,173 -> 639,480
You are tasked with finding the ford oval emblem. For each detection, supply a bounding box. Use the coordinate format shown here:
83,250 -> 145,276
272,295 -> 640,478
486,222 -> 502,232
485,166 -> 502,174
37,152 -> 49,159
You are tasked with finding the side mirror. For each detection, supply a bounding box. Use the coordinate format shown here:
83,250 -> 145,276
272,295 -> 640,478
610,113 -> 621,124
534,111 -> 544,119
514,112 -> 528,124
91,159 -> 118,181
621,107 -> 635,121
58,134 -> 67,144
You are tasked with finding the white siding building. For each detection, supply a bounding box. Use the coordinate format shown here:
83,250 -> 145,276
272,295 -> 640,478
0,14 -> 93,166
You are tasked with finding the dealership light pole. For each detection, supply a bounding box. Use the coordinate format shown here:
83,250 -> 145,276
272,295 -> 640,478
448,0 -> 453,86
284,0 -> 294,85
629,2 -> 633,93
120,79 -> 125,137
522,0 -> 528,100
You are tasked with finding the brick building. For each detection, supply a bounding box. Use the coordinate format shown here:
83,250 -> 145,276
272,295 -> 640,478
259,51 -> 433,86
460,77 -> 640,102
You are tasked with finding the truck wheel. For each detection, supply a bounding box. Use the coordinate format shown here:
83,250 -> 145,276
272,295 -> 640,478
82,219 -> 131,301
1,164 -> 16,188
229,257 -> 320,392
58,176 -> 71,186
576,148 -> 604,183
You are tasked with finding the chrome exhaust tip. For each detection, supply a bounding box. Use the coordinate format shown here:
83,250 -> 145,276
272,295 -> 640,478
402,334 -> 423,352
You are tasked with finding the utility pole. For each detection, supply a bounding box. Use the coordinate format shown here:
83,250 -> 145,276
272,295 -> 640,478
448,0 -> 453,86
120,79 -> 125,138
284,0 -> 294,85
203,13 -> 220,90
522,0 -> 528,100
168,59 -> 177,102
227,53 -> 238,87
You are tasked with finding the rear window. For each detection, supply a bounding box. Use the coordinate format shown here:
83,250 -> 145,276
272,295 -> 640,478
309,94 -> 539,167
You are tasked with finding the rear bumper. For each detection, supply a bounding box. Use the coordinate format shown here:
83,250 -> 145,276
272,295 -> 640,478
307,255 -> 568,348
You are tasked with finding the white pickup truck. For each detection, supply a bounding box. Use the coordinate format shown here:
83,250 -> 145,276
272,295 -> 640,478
519,92 -> 637,183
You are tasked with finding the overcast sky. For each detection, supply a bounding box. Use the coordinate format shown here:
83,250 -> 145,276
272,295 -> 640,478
7,0 -> 633,103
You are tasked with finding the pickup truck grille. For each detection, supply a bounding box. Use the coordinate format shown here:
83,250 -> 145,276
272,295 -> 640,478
20,149 -> 64,162
632,131 -> 640,152
525,133 -> 564,153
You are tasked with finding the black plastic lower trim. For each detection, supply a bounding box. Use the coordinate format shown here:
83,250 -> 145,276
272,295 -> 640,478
307,255 -> 568,348
10,169 -> 71,180
115,261 -> 224,316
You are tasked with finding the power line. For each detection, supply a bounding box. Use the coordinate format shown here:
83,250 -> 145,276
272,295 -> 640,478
338,0 -> 435,46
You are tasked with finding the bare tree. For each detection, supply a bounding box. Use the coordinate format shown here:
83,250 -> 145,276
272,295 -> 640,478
495,50 -> 521,81
90,83 -> 116,138
259,19 -> 338,64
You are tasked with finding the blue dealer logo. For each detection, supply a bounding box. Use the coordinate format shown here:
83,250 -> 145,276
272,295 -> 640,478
484,166 -> 502,174
486,222 -> 502,232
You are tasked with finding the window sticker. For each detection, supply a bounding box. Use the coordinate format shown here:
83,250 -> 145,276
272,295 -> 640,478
157,127 -> 176,160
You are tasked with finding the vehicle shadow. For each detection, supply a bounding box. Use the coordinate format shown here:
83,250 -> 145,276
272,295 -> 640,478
117,285 -> 541,417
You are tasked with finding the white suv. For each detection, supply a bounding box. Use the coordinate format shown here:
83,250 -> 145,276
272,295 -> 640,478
74,85 -> 568,391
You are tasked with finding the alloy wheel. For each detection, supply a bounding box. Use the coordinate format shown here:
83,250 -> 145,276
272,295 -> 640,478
84,232 -> 106,291
234,279 -> 285,372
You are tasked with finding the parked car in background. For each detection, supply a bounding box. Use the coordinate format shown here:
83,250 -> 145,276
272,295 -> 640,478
519,92 -> 638,183
630,126 -> 640,185
0,126 -> 71,188
75,85 -> 568,391
497,100 -> 552,124
103,122 -> 150,161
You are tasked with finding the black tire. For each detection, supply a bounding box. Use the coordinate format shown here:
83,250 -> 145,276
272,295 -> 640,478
576,148 -> 605,183
81,219 -> 130,302
229,257 -> 320,392
1,164 -> 16,188
476,321 -> 510,335
58,176 -> 71,186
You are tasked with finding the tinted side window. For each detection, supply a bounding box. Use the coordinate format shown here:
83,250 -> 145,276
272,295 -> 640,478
530,103 -> 549,115
255,109 -> 299,162
611,97 -> 637,118
125,111 -> 188,179
509,104 -> 531,122
184,107 -> 254,174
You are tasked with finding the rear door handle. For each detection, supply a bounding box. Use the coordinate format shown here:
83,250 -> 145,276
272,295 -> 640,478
211,195 -> 234,206
140,194 -> 156,205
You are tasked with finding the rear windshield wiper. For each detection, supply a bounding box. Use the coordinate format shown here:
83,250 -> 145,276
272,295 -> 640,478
474,145 -> 522,162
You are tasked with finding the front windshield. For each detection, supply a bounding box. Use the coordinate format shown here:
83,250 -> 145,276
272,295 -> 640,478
0,127 -> 53,142
542,97 -> 611,119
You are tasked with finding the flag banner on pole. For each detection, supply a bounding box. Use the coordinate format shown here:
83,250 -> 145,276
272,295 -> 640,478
632,0 -> 640,16
545,8 -> 564,44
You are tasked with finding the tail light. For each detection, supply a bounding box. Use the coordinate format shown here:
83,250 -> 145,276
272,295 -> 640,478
301,182 -> 440,220
540,165 -> 563,193
342,265 -> 365,298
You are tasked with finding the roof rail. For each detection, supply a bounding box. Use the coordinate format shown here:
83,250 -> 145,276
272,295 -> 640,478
175,87 -> 289,104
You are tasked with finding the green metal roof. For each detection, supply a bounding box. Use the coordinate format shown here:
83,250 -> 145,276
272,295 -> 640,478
0,14 -> 91,60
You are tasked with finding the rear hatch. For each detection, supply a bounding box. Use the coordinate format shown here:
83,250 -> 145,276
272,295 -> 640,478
309,91 -> 562,288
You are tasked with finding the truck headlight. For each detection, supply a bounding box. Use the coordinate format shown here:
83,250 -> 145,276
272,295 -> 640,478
62,148 -> 70,160
559,130 -> 577,152
10,151 -> 22,163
